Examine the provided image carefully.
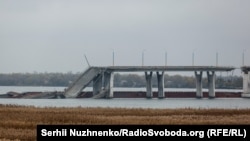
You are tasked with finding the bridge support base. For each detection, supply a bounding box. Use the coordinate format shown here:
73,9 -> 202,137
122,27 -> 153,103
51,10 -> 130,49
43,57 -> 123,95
93,74 -> 103,96
242,72 -> 250,97
195,71 -> 203,98
92,72 -> 114,98
104,72 -> 114,98
207,71 -> 215,98
145,72 -> 153,98
157,71 -> 165,98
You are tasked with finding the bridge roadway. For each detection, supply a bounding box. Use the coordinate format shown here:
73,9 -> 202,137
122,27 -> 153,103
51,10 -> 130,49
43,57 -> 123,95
241,66 -> 250,73
95,66 -> 235,72
63,65 -> 242,99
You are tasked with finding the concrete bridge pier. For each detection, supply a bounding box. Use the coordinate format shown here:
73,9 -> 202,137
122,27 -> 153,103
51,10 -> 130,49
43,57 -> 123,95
207,71 -> 215,98
145,72 -> 153,98
242,71 -> 250,97
195,71 -> 203,98
103,71 -> 114,98
93,73 -> 103,96
92,71 -> 114,98
157,71 -> 165,98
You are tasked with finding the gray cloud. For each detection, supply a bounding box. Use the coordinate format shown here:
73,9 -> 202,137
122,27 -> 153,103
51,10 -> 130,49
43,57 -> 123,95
0,0 -> 249,75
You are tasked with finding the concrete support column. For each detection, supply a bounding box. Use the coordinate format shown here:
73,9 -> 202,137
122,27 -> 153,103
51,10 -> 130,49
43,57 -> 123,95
207,71 -> 215,98
157,71 -> 165,98
145,72 -> 153,98
93,74 -> 103,96
103,71 -> 114,98
242,72 -> 250,97
195,71 -> 203,98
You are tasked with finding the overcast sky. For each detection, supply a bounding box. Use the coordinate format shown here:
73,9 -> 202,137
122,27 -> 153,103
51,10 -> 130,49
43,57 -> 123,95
0,0 -> 249,75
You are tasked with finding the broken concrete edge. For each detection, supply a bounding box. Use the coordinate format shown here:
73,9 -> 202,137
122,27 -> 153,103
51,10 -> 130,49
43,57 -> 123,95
0,91 -> 65,99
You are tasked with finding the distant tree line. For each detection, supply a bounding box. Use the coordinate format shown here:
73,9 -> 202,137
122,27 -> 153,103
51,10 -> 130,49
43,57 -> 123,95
0,72 -> 80,87
0,72 -> 243,89
114,73 -> 242,89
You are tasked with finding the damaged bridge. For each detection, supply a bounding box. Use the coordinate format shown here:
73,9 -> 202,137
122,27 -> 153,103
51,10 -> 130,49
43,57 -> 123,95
63,66 -> 236,99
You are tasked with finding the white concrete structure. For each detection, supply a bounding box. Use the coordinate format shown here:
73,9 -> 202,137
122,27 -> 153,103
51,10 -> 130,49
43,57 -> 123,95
241,66 -> 250,97
64,66 -> 235,98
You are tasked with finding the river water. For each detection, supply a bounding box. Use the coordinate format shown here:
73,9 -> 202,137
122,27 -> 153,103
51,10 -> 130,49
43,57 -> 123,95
0,86 -> 249,109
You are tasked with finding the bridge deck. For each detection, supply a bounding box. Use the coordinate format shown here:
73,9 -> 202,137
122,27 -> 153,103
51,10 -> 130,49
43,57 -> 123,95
93,66 -> 235,72
241,66 -> 250,73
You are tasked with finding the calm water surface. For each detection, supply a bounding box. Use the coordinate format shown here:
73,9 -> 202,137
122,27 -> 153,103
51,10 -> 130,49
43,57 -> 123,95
0,86 -> 248,109
0,98 -> 250,109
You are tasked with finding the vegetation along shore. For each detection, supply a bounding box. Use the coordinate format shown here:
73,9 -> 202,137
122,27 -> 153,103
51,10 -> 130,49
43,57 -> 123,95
1,104 -> 250,141
0,72 -> 242,89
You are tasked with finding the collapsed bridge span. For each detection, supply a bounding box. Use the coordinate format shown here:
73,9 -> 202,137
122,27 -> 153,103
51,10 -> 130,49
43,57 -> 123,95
63,66 -> 236,98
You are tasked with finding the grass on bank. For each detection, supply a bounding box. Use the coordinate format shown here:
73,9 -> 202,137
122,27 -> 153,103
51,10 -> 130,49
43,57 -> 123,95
1,104 -> 250,141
